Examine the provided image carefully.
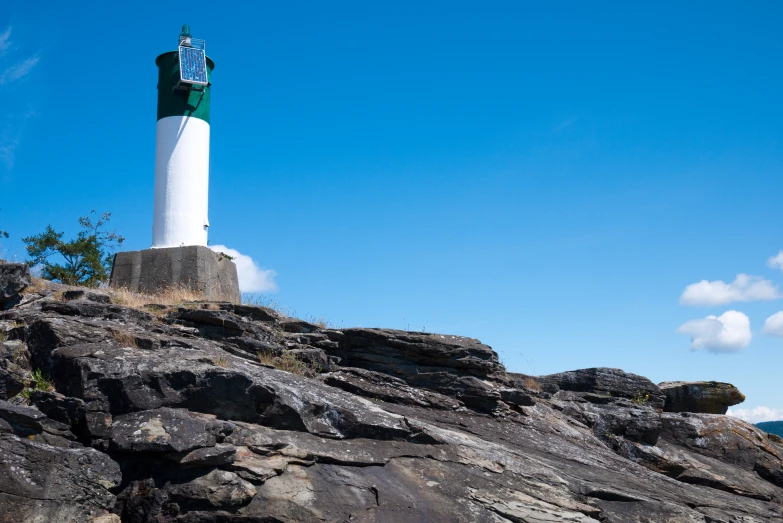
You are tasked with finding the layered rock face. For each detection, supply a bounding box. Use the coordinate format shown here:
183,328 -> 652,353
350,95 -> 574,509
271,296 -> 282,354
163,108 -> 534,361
0,265 -> 782,522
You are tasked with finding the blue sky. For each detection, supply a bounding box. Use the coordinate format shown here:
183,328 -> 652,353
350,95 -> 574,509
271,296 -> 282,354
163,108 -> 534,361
2,2 -> 783,421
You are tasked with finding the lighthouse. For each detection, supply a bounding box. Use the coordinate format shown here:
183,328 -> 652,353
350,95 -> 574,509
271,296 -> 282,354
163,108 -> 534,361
152,25 -> 214,248
109,26 -> 239,303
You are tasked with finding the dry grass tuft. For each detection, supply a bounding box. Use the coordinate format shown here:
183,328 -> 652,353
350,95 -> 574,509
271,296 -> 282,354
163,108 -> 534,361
257,350 -> 276,367
21,277 -> 49,295
109,287 -> 146,308
524,376 -> 542,392
148,285 -> 204,304
214,356 -> 229,367
242,293 -> 291,316
258,350 -> 321,377
306,315 -> 330,329
112,329 -> 139,348
110,285 -> 205,309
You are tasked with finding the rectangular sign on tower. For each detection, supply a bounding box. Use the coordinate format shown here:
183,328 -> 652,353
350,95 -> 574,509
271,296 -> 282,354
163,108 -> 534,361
179,46 -> 208,85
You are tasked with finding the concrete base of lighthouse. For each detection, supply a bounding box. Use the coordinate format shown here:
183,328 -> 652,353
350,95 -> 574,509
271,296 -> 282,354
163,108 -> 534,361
109,246 -> 240,304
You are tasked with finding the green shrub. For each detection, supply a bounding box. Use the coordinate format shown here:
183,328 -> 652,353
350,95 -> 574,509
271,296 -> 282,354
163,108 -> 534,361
23,211 -> 123,287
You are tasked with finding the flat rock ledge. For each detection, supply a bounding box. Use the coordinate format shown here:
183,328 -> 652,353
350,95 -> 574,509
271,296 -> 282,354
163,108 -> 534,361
0,265 -> 778,522
659,380 -> 746,414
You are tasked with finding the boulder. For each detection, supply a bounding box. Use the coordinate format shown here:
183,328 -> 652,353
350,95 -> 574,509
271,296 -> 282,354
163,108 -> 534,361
658,380 -> 745,414
538,368 -> 665,409
218,303 -> 280,323
0,263 -> 31,308
307,328 -> 512,411
316,329 -> 505,381
0,399 -> 77,445
61,289 -> 112,304
108,408 -> 235,453
168,469 -> 256,508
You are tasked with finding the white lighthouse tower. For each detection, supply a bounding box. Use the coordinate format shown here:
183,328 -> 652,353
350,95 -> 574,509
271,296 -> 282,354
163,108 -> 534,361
152,25 -> 214,248
109,25 -> 239,303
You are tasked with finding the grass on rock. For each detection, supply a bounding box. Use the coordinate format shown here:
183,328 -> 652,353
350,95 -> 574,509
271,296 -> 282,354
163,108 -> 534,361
110,285 -> 205,309
258,350 -> 321,377
524,376 -> 542,392
20,277 -> 49,295
19,369 -> 54,400
111,329 -> 139,348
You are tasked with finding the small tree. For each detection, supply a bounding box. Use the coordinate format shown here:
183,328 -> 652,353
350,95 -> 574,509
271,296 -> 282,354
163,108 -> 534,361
23,211 -> 124,287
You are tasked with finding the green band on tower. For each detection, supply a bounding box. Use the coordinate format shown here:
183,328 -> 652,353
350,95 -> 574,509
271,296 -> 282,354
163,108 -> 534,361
155,52 -> 215,124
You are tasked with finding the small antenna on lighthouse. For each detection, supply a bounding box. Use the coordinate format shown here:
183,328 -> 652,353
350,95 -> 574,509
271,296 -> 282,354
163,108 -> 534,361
179,24 -> 192,47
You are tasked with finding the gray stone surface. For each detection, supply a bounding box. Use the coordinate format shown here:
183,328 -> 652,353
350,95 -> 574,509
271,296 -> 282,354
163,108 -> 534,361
0,431 -> 120,522
0,263 -> 31,309
109,246 -> 240,303
538,367 -> 666,408
3,284 -> 783,522
0,340 -> 27,400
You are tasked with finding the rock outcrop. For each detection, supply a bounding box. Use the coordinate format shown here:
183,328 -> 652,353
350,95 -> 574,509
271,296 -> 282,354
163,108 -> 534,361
0,266 -> 780,522
0,262 -> 31,309
659,380 -> 746,414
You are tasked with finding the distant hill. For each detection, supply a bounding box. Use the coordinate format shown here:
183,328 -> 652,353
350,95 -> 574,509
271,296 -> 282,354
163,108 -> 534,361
756,420 -> 783,437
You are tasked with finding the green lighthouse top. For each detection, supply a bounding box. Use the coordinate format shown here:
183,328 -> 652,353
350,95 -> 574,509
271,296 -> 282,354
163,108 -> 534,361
156,24 -> 213,124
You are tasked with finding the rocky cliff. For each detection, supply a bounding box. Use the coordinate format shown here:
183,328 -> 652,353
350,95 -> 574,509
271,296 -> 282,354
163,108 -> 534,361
0,263 -> 782,522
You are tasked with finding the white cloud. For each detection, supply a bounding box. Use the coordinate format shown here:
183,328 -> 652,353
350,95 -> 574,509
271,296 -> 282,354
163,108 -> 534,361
677,310 -> 751,353
762,311 -> 783,337
727,406 -> 783,424
679,274 -> 781,306
0,53 -> 40,85
210,245 -> 277,293
767,251 -> 783,271
0,27 -> 11,55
